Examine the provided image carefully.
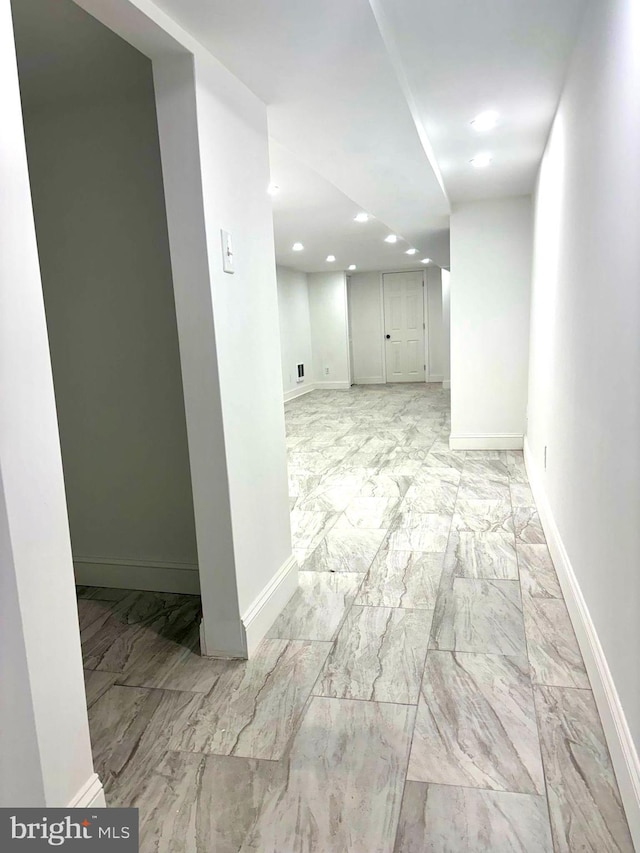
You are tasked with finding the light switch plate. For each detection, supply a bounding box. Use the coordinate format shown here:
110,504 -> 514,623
221,229 -> 234,274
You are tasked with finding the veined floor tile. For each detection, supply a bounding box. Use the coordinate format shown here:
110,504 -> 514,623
168,639 -> 330,760
510,483 -> 536,507
334,496 -> 401,529
423,450 -> 466,471
394,782 -> 553,853
453,499 -> 514,534
300,528 -> 388,572
83,669 -> 118,708
523,597 -> 589,688
316,606 -> 433,704
120,632 -> 226,693
386,512 -> 451,552
89,685 -> 205,799
266,571 -> 363,641
430,578 -> 526,655
289,509 -> 339,549
457,474 -> 511,501
401,470 -> 459,514
240,697 -> 415,853
295,482 -> 361,513
360,472 -> 414,498
81,592 -> 201,673
355,551 -> 443,609
517,544 -> 562,598
133,752 -> 288,853
407,651 -> 545,795
534,685 -> 634,852
446,530 -> 518,579
514,507 -> 546,544
463,458 -> 510,484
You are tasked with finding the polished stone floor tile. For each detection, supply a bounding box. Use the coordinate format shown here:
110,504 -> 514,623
289,509 -> 339,549
401,468 -> 459,514
453,498 -> 515,534
355,551 -> 444,609
523,597 -> 589,688
301,528 -> 388,572
457,474 -> 511,501
517,544 -> 562,599
134,752 -> 288,853
266,571 -> 363,641
513,507 -> 546,544
83,669 -> 118,708
120,631 -> 225,694
446,530 -> 518,579
394,782 -> 554,853
241,697 -> 415,853
386,512 -> 451,552
510,483 -> 536,507
89,684 -> 205,799
534,685 -> 634,852
334,496 -> 401,529
295,482 -> 362,513
316,606 -> 433,704
430,578 -> 526,655
359,472 -> 414,498
423,450 -> 466,471
407,651 -> 545,795
463,457 -> 510,483
81,592 -> 201,673
169,639 -> 330,760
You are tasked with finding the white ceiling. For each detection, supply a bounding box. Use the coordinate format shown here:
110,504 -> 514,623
140,0 -> 587,270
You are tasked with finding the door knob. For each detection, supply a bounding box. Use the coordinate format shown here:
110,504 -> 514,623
385,334 -> 391,339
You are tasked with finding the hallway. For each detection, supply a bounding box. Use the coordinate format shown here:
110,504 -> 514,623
82,385 -> 632,851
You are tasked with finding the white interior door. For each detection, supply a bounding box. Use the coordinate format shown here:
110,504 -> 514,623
383,271 -> 425,382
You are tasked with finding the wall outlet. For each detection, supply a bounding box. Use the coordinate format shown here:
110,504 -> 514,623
324,367 -> 330,375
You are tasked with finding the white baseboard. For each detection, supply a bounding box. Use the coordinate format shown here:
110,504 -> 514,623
427,374 -> 444,383
242,554 -> 299,657
442,379 -> 451,390
314,380 -> 352,390
449,433 -> 523,450
284,383 -> 317,402
353,377 -> 385,385
524,437 -> 640,849
67,773 -> 106,808
74,557 -> 200,594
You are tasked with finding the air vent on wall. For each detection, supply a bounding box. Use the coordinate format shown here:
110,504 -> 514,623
296,363 -> 304,383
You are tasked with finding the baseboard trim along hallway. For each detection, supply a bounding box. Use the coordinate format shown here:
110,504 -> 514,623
284,383 -> 317,402
67,773 -> 106,808
449,433 -> 524,450
74,557 -> 200,594
242,554 -> 299,656
524,437 -> 640,850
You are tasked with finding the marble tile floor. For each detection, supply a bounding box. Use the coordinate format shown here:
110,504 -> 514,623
79,385 -> 634,852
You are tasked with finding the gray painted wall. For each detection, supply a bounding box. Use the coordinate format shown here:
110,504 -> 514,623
13,0 -> 198,589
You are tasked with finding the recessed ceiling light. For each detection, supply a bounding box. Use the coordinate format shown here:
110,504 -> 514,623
405,248 -> 418,255
384,234 -> 398,244
354,212 -> 370,223
267,182 -> 280,195
470,111 -> 498,132
421,257 -> 432,264
470,153 -> 492,168
348,264 -> 357,271
326,255 -> 336,262
292,242 -> 304,251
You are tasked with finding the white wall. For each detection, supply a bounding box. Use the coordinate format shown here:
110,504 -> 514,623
349,271 -> 385,384
425,266 -> 444,381
13,0 -> 198,593
527,0 -> 640,835
441,269 -> 451,390
450,196 -> 532,448
1,0 -> 97,806
276,266 -> 313,399
308,271 -> 351,388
